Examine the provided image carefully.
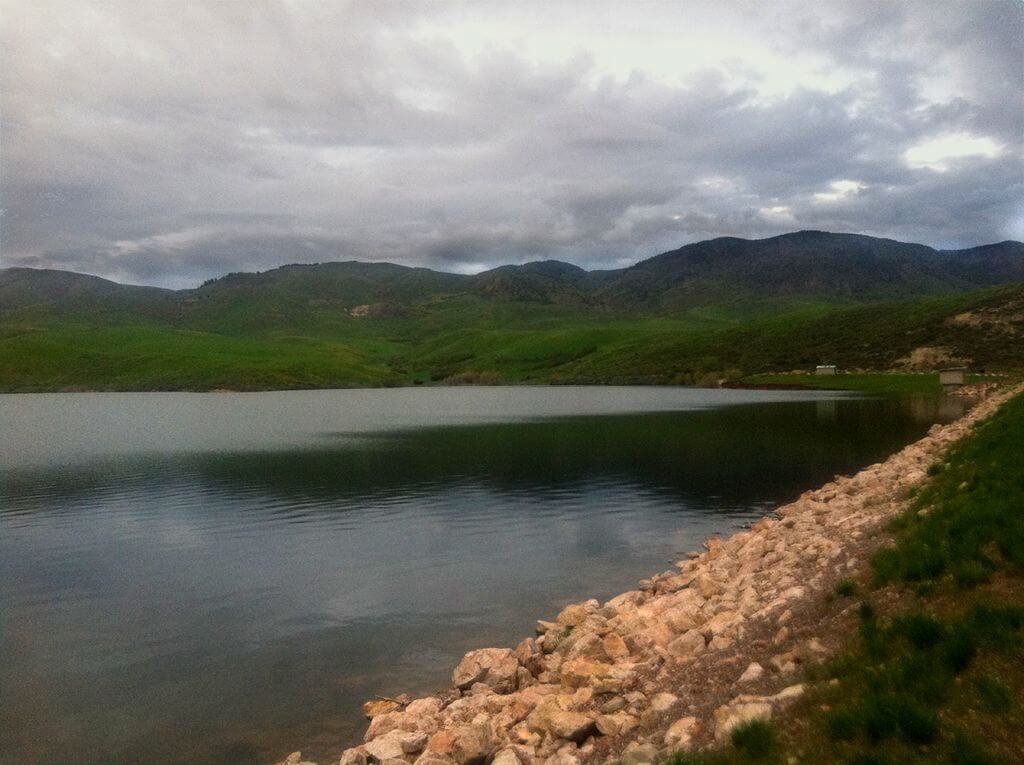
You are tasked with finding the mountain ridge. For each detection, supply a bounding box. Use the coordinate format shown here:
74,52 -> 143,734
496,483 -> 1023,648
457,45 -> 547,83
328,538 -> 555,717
3,231 -> 1023,316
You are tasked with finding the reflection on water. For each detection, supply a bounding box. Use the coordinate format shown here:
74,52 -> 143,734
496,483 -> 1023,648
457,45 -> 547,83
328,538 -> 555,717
0,387 -> 964,765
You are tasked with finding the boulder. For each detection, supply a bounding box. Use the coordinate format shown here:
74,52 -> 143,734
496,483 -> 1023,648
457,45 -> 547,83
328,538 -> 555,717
666,629 -> 705,657
663,716 -> 699,748
453,648 -> 520,693
664,605 -> 703,633
605,591 -> 645,611
556,604 -> 591,627
595,712 -> 638,736
514,638 -> 544,676
620,742 -> 659,765
703,610 -> 741,638
365,731 -> 408,762
400,732 -> 429,755
769,652 -> 798,676
366,711 -> 405,741
737,662 -> 764,684
602,632 -> 630,661
648,692 -> 678,714
708,635 -> 734,651
559,657 -> 612,688
773,684 -> 806,703
426,723 -> 495,765
405,698 -> 443,729
491,748 -> 522,765
565,632 -> 608,662
695,573 -> 724,599
339,747 -> 369,765
526,697 -> 598,743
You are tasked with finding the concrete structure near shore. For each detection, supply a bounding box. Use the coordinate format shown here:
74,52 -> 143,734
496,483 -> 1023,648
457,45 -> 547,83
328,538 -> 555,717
814,365 -> 837,376
940,367 -> 966,392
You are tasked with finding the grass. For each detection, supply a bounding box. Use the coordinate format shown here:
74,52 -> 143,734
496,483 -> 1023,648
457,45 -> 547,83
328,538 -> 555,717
871,394 -> 1024,588
0,324 -> 401,391
1,283 -> 1021,391
664,389 -> 1024,764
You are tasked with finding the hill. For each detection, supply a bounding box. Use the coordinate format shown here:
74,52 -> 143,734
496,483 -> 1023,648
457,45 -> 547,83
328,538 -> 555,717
1,231 -> 1022,391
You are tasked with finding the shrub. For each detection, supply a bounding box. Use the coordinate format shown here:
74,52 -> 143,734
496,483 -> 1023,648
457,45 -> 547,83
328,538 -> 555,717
861,693 -> 899,742
834,579 -> 857,597
974,673 -> 1013,713
892,695 -> 939,743
952,560 -> 993,588
948,731 -> 998,765
730,719 -> 775,758
890,612 -> 944,650
823,709 -> 858,741
942,624 -> 978,673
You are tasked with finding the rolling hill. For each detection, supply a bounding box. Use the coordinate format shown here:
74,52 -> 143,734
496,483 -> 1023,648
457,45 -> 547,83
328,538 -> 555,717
1,231 -> 1022,391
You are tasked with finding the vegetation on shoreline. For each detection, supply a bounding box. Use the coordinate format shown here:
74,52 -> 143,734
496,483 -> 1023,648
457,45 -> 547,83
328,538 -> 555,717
666,391 -> 1024,764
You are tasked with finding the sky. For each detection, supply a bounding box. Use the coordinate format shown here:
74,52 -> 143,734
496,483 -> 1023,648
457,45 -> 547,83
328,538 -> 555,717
1,0 -> 1022,288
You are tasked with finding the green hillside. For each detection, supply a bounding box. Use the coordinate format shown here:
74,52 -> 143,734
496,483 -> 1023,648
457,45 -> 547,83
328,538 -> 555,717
1,283 -> 1021,392
1,231 -> 1022,392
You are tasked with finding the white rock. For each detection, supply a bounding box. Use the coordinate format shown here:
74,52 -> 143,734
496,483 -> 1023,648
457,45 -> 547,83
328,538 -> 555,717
621,742 -> 659,765
663,716 -> 699,748
648,692 -> 678,713
365,731 -> 408,762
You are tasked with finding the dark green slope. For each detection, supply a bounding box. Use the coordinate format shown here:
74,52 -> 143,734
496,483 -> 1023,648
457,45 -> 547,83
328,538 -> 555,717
0,267 -> 178,321
601,232 -> 1024,311
552,284 -> 1024,385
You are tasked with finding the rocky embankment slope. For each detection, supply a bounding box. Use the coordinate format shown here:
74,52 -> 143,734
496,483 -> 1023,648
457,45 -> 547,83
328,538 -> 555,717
278,385 -> 1024,765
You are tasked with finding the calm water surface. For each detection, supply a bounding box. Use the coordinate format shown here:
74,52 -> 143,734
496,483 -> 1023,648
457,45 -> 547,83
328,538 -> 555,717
0,387 -> 965,764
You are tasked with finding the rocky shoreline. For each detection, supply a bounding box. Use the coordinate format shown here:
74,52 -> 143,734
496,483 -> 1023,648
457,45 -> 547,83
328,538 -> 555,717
277,384 -> 1023,765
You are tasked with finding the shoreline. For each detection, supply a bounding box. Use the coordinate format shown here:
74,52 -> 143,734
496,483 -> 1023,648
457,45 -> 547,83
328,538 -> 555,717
276,383 -> 1024,765
0,374 -> 987,396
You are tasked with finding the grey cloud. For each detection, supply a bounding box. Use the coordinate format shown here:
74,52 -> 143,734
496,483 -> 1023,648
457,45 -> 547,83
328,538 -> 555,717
1,0 -> 1021,287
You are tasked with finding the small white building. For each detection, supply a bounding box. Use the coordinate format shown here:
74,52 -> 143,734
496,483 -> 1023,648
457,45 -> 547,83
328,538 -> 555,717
940,367 -> 966,390
815,365 -> 837,376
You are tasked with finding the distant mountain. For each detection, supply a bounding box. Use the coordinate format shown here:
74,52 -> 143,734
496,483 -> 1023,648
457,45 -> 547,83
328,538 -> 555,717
599,232 -> 1024,310
3,232 -> 1023,319
0,267 -> 178,321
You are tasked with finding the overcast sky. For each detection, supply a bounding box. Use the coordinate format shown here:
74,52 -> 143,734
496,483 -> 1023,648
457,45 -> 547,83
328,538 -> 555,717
1,0 -> 1022,287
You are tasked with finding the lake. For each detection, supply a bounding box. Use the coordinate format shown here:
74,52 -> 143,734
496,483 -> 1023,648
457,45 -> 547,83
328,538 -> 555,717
0,387 -> 965,765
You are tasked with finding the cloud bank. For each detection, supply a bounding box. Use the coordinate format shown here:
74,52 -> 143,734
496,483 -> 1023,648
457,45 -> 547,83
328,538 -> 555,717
1,0 -> 1021,286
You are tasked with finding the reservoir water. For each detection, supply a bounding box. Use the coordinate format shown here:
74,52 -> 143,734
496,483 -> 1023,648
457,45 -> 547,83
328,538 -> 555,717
0,387 -> 964,764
